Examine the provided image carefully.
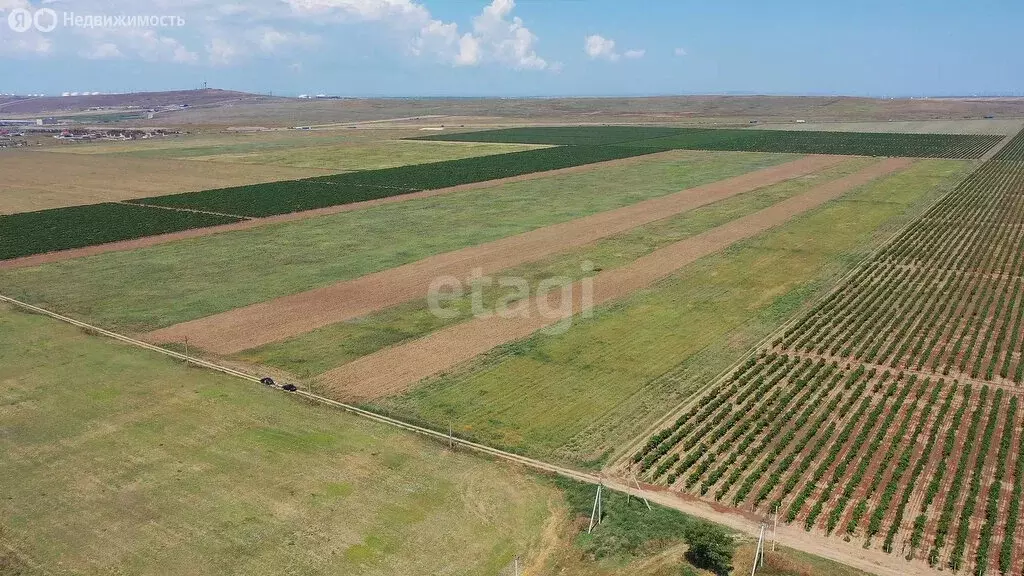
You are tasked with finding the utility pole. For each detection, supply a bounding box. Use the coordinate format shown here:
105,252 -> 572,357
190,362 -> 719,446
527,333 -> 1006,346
448,423 -> 453,450
588,484 -> 603,534
634,475 -> 652,511
184,337 -> 189,367
751,523 -> 766,575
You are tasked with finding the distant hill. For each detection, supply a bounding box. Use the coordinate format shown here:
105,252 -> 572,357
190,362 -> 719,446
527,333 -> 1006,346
0,89 -> 283,115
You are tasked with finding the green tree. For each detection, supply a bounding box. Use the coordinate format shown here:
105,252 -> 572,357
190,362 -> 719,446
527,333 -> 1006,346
684,523 -> 734,575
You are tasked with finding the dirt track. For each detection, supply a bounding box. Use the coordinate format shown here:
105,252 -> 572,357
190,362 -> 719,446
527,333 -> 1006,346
319,157 -> 914,401
144,155 -> 845,354
0,149 -> 690,270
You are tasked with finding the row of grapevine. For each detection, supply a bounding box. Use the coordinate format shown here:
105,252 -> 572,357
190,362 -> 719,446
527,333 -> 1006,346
632,130 -> 1024,575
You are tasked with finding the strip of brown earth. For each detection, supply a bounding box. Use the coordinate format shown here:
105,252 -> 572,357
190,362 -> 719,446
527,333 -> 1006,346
320,157 -> 914,402
0,148 -> 690,270
144,154 -> 845,354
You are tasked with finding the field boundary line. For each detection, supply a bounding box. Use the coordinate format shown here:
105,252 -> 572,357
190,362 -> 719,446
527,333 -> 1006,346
608,155 -> 982,468
116,201 -> 253,221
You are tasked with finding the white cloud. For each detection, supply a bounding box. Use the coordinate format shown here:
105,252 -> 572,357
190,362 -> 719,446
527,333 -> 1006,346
286,0 -> 546,69
674,47 -> 688,57
455,33 -> 481,66
470,0 -> 546,70
206,37 -> 239,65
81,42 -> 123,60
585,34 -> 643,63
255,27 -> 319,53
585,34 -> 618,61
0,0 -> 548,70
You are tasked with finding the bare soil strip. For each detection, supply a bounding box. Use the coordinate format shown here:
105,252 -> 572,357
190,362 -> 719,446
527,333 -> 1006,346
145,155 -> 845,354
320,158 -> 913,402
0,149 -> 689,270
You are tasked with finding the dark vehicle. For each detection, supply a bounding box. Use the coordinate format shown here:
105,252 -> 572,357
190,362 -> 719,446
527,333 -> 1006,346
260,377 -> 276,386
282,384 -> 299,392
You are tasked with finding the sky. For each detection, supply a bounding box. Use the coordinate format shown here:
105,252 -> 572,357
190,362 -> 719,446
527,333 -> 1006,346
0,0 -> 1022,97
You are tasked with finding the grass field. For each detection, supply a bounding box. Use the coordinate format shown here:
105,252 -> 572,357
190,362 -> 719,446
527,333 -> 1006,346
0,149 -> 336,215
233,157 -> 877,378
0,303 -> 556,575
0,151 -> 793,333
370,159 -> 973,466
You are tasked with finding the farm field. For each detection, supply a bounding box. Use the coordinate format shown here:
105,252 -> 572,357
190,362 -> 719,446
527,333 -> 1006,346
749,119 -> 1024,135
0,149 -> 336,214
146,154 -> 844,355
7,113 -> 1024,576
417,126 -> 1003,158
0,150 -> 792,332
233,157 -> 879,378
370,158 -> 970,465
0,302 -> 858,576
186,140 -> 550,171
0,303 -> 554,576
630,131 -> 1024,575
0,126 -> 999,261
319,158 -> 916,402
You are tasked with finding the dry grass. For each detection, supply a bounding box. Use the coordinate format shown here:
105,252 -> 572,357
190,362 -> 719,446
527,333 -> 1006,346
0,303 -> 557,575
0,150 -> 336,214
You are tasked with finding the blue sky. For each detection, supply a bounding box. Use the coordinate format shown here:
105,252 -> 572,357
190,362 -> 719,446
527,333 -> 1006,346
0,0 -> 1021,97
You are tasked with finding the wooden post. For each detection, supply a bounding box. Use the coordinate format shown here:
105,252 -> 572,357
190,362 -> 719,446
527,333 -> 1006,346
184,337 -> 189,367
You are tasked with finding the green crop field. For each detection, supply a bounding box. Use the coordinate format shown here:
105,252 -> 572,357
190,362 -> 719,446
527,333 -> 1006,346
370,159 -> 972,466
0,203 -> 242,260
0,151 -> 791,333
234,157 -> 877,378
417,126 -> 1002,159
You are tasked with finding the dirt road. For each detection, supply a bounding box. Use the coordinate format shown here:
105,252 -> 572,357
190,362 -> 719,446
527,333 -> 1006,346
145,155 -> 845,354
319,158 -> 914,400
